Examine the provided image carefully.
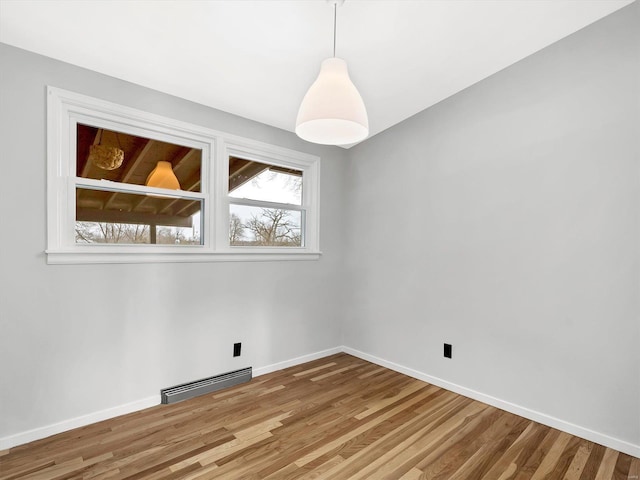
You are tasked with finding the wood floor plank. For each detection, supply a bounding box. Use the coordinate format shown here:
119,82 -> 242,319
293,361 -> 338,377
480,421 -> 538,479
613,453 -> 632,480
628,457 -> 640,480
443,414 -> 532,480
564,441 -> 595,480
487,421 -> 552,479
594,448 -> 619,480
0,353 -> 636,480
309,395 -> 474,479
544,435 -> 583,480
293,385 -> 440,468
325,401 -> 488,479
300,388 -> 449,471
580,445 -> 608,480
399,467 -> 424,480
354,380 -> 427,420
419,410 -> 528,480
530,431 -> 574,480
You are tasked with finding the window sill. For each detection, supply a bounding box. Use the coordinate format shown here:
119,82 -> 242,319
45,249 -> 322,265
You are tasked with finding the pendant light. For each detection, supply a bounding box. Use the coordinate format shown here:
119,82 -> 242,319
145,161 -> 181,190
88,129 -> 124,170
295,0 -> 368,146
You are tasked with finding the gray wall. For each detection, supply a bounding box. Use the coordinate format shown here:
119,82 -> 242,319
344,2 -> 639,448
0,43 -> 348,439
1,1 -> 639,453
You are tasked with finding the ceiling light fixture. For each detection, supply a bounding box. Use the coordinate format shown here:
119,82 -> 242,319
88,129 -> 124,170
145,161 -> 181,190
295,0 -> 368,146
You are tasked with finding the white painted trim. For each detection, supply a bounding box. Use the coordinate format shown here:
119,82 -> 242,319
46,86 -> 322,264
4,346 -> 638,458
228,197 -> 305,211
342,346 -> 640,458
223,141 -> 320,254
0,347 -> 341,450
253,346 -> 342,377
46,250 -> 322,265
75,177 -> 207,200
0,395 -> 160,451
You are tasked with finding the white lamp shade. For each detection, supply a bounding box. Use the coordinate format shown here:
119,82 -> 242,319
145,161 -> 180,190
296,57 -> 369,145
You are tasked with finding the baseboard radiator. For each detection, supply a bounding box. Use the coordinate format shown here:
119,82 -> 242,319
161,367 -> 252,404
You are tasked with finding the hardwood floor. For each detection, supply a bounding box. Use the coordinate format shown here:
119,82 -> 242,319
1,353 -> 637,479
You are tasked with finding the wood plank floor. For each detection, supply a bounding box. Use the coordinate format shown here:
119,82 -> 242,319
1,353 -> 637,479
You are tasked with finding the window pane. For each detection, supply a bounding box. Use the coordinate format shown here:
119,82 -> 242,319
229,156 -> 302,205
155,222 -> 201,245
76,188 -> 202,245
230,204 -> 302,247
77,124 -> 202,193
75,222 -> 151,244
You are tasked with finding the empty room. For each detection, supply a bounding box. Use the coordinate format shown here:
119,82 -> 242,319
0,0 -> 638,478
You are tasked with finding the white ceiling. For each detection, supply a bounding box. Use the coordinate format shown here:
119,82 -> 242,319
0,0 -> 634,145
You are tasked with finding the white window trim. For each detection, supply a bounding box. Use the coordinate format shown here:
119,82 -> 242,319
223,140 -> 320,253
46,86 -> 321,264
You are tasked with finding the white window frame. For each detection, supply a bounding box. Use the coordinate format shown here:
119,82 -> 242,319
46,87 -> 321,264
223,141 -> 319,253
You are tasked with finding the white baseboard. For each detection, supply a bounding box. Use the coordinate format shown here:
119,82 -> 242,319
253,346 -> 342,377
3,346 -> 638,459
0,347 -> 341,451
342,346 -> 640,459
0,395 -> 160,451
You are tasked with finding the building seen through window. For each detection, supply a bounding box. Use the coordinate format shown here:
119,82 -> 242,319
75,124 -> 202,245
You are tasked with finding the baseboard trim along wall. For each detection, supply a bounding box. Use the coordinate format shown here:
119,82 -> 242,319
0,395 -> 160,451
2,345 -> 638,458
0,346 -> 342,451
253,346 -> 343,378
342,346 -> 640,459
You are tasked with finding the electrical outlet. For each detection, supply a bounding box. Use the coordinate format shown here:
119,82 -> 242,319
444,343 -> 452,359
233,343 -> 241,357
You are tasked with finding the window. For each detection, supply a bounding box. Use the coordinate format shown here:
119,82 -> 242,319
223,142 -> 319,253
74,125 -> 204,247
228,157 -> 303,247
47,87 -> 320,264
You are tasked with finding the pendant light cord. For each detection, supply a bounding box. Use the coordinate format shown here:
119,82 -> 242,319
333,2 -> 337,57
